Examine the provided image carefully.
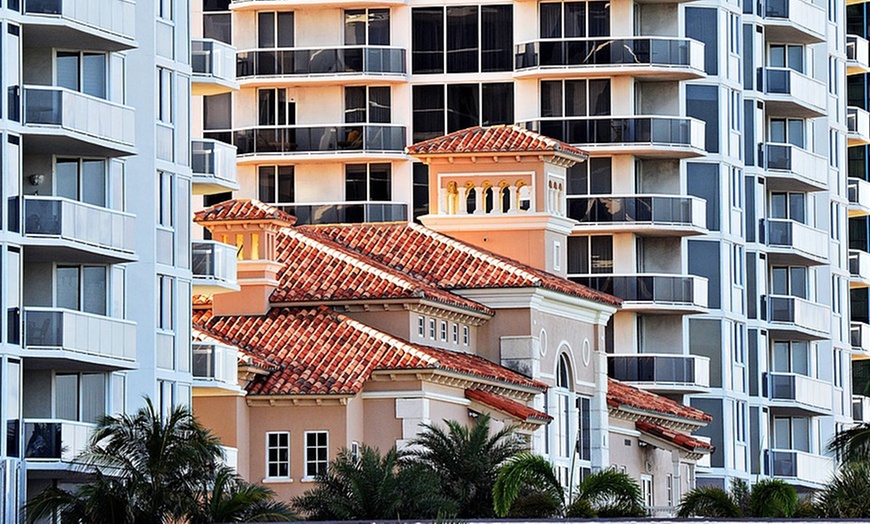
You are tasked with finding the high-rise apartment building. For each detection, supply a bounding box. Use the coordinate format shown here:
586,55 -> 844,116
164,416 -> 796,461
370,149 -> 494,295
0,0 -> 194,518
190,0 -> 850,496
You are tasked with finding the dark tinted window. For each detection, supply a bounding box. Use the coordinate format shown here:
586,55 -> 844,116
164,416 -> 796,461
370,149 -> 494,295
688,240 -> 721,308
482,83 -> 514,125
686,7 -> 718,75
412,8 -> 444,73
413,163 -> 429,222
687,85 -> 720,153
687,162 -> 720,231
481,6 -> 513,71
204,13 -> 231,44
447,6 -> 478,73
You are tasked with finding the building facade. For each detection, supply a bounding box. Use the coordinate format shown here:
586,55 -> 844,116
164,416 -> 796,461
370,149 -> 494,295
0,0 -> 195,518
188,0 -> 851,499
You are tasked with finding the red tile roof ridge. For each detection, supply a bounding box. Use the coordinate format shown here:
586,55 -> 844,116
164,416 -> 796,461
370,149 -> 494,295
607,378 -> 712,423
194,198 -> 297,224
635,419 -> 714,452
465,388 -> 553,422
405,125 -> 588,160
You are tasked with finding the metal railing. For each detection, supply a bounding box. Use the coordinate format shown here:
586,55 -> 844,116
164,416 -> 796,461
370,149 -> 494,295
233,124 -> 406,155
854,395 -> 870,423
23,196 -> 136,254
763,218 -> 828,261
569,274 -> 708,308
237,46 -> 406,77
192,138 -> 238,185
849,106 -> 870,140
23,86 -> 135,146
278,201 -> 408,225
22,0 -> 135,41
514,37 -> 704,71
192,241 -> 238,286
766,372 -> 833,411
608,354 -> 710,388
520,116 -> 705,150
848,34 -> 870,69
193,343 -> 238,384
757,67 -> 826,111
760,143 -> 828,187
765,449 -> 834,485
192,39 -> 237,84
763,0 -> 826,38
566,195 -> 705,229
851,249 -> 870,282
24,307 -> 137,361
24,419 -> 95,461
766,295 -> 830,334
852,321 -> 870,352
849,178 -> 870,211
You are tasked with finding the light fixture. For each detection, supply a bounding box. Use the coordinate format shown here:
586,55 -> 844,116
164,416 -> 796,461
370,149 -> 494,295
29,174 -> 45,186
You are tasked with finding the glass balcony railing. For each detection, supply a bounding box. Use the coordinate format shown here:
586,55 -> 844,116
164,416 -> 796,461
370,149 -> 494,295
192,241 -> 238,287
193,343 -> 238,385
757,67 -> 826,114
278,201 -> 408,225
236,46 -> 406,78
569,274 -> 708,309
852,321 -> 870,353
607,354 -> 710,388
23,196 -> 136,256
849,107 -> 870,144
24,419 -> 95,461
765,449 -> 834,486
23,86 -> 135,149
760,143 -> 828,189
514,37 -> 704,73
765,372 -> 833,412
191,138 -> 238,190
521,116 -> 705,151
566,195 -> 706,230
762,218 -> 828,263
24,307 -> 137,362
22,0 -> 135,46
765,295 -> 830,335
850,249 -> 870,284
854,395 -> 870,423
847,35 -> 870,73
763,0 -> 826,41
849,178 -> 870,216
192,39 -> 238,88
233,124 -> 406,156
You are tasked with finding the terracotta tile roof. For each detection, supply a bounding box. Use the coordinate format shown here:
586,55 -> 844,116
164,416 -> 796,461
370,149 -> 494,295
268,228 -> 493,315
192,294 -> 213,307
636,420 -> 714,452
406,125 -> 588,161
466,388 -> 552,423
607,378 -> 712,423
192,306 -> 544,396
193,199 -> 296,224
301,223 -> 621,307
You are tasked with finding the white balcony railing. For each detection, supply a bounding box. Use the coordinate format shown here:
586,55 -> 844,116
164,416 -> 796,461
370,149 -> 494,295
848,34 -> 870,73
853,322 -> 870,353
850,178 -> 870,216
520,116 -> 705,153
566,194 -> 706,231
23,86 -> 135,148
761,143 -> 828,189
22,0 -> 135,44
193,343 -> 238,385
23,196 -> 136,255
854,395 -> 870,423
192,39 -> 237,85
24,307 -> 137,362
766,295 -> 831,335
192,138 -> 238,190
766,372 -> 833,412
757,67 -> 827,114
192,240 -> 238,288
608,354 -> 710,389
764,219 -> 828,263
767,449 -> 834,486
763,0 -> 826,41
24,419 -> 95,461
850,249 -> 870,286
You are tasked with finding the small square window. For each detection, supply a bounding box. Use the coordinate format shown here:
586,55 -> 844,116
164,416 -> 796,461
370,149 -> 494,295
428,318 -> 436,340
452,323 -> 459,344
440,320 -> 447,341
417,316 -> 425,337
462,326 -> 469,346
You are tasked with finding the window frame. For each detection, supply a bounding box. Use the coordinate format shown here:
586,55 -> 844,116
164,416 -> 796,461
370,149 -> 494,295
265,431 -> 291,480
303,430 -> 329,479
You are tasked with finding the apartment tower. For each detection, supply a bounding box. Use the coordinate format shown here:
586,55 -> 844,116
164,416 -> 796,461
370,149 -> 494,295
190,0 -> 849,498
0,0 -> 195,518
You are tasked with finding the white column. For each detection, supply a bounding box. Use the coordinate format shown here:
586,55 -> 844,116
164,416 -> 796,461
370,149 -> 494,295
474,187 -> 484,214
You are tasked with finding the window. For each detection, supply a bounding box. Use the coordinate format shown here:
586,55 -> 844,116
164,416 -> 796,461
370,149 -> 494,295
418,316 -> 425,337
345,9 -> 389,45
429,318 -> 436,339
735,401 -> 746,443
772,341 -> 811,375
687,163 -> 720,231
567,158 -> 612,195
204,14 -> 231,45
771,266 -> 808,299
641,475 -> 654,507
54,373 -> 107,424
834,349 -> 843,388
567,235 -> 612,274
732,244 -> 744,286
555,354 -> 572,458
56,266 -> 108,315
266,432 -> 291,479
158,67 -> 173,124
769,192 -> 806,223
158,171 -> 174,228
773,416 -> 810,452
304,431 -> 328,478
540,1 -> 610,38
541,79 -> 610,117
203,93 -> 232,131
666,474 -> 674,506
686,85 -> 719,153
258,11 -> 294,48
412,83 -> 514,142
55,159 -> 107,207
411,6 -> 513,74
258,88 -> 294,126
56,51 -> 107,99
258,166 -> 295,204
769,118 -> 805,148
158,0 -> 172,20
729,12 -> 739,55
158,380 -> 174,418
345,164 -> 390,202
769,44 -> 804,73
462,326 -> 469,345
440,321 -> 447,341
111,373 -> 126,416
686,7 -> 718,75
345,86 -> 391,124
351,441 -> 360,463
577,396 -> 591,461
452,323 -> 459,344
413,163 -> 430,222
158,274 -> 174,331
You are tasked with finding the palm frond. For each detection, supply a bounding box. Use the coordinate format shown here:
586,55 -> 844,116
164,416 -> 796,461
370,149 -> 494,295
492,452 -> 563,517
748,478 -> 798,518
677,486 -> 742,518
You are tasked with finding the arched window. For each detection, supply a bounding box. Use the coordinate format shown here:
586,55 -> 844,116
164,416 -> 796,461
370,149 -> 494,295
557,353 -> 571,388
466,187 -> 477,213
555,353 -> 572,462
484,186 -> 494,213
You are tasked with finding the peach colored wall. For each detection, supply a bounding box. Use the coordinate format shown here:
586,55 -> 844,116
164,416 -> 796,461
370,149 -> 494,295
476,308 -> 531,364
446,229 -> 549,273
362,397 -> 404,452
193,395 -> 252,481
342,309 -> 411,341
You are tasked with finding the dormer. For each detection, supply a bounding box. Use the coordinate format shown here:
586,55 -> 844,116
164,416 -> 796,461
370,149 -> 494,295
407,125 -> 588,276
193,199 -> 295,316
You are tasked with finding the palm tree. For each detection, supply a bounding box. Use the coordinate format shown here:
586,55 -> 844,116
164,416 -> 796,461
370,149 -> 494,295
493,453 -> 644,518
25,398 -> 293,523
828,423 -> 870,464
677,478 -> 797,518
294,444 -> 452,520
191,466 -> 298,523
406,413 -> 524,518
816,461 -> 870,518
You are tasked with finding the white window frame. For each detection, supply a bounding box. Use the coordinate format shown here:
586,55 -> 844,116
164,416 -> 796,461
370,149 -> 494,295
304,430 -> 329,479
428,318 -> 436,340
440,320 -> 447,341
463,325 -> 469,346
452,323 -> 459,344
417,316 -> 425,337
265,431 -> 291,480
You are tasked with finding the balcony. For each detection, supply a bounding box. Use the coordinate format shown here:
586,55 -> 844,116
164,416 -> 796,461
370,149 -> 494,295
765,295 -> 830,340
20,0 -> 135,51
762,219 -> 828,266
192,39 -> 239,95
607,354 -> 710,393
192,241 -> 239,294
22,196 -> 136,264
23,307 -> 137,369
192,139 -> 239,195
849,178 -> 870,217
854,395 -> 870,423
849,107 -> 870,146
230,0 -> 406,11
853,322 -> 870,358
22,86 -> 135,156
278,201 -> 408,225
221,446 -> 239,470
232,124 -> 406,162
847,35 -> 870,75
760,143 -> 828,192
765,372 -> 832,415
765,449 -> 834,488
569,274 -> 708,314
757,68 -> 826,118
24,419 -> 94,463
851,249 -> 870,288
236,46 -> 406,87
521,116 -> 705,158
566,195 -> 706,236
762,0 -> 826,44
513,37 -> 705,81
193,343 -> 239,389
